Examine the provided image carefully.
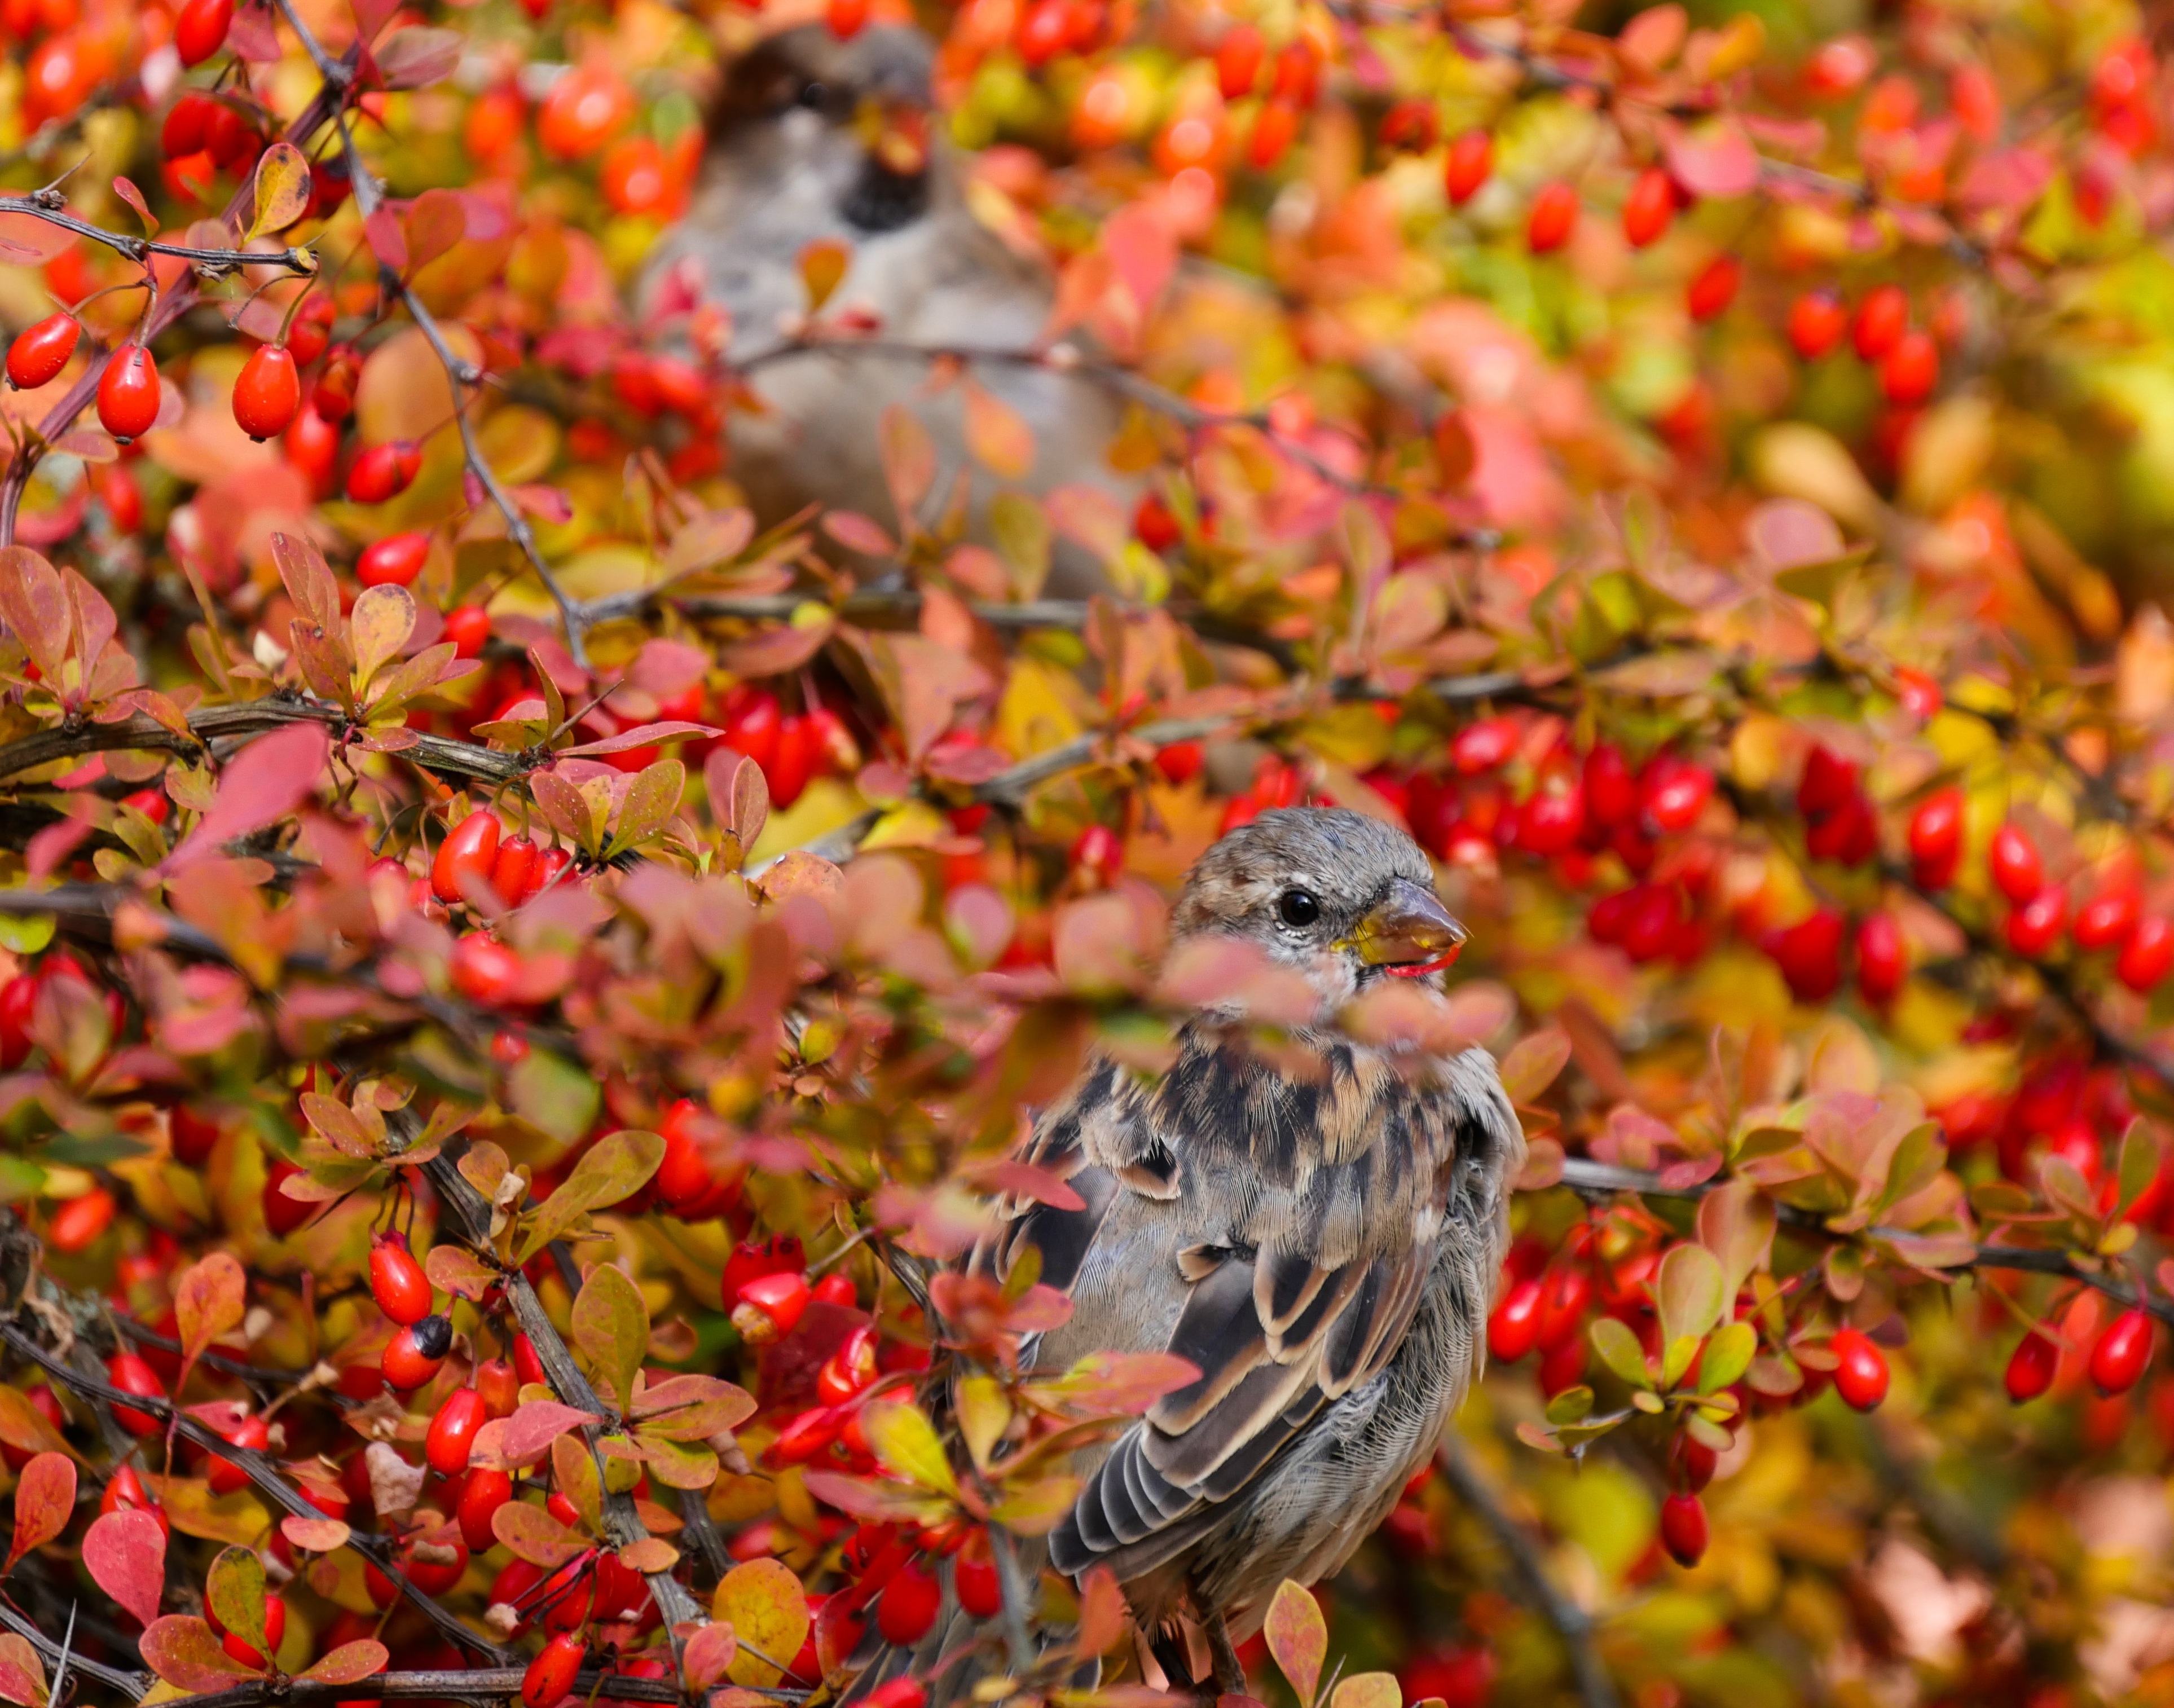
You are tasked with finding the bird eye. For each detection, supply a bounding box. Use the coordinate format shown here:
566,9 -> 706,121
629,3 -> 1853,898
1278,890 -> 1320,928
794,79 -> 830,108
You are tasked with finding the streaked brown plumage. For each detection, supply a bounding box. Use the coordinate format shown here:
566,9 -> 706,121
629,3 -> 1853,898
970,807 -> 1525,1689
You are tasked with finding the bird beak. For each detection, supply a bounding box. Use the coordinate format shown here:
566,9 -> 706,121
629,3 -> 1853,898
1349,879 -> 1468,975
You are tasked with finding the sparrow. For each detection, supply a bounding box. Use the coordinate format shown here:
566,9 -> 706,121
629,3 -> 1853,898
642,25 -> 1133,593
970,807 -> 1524,1691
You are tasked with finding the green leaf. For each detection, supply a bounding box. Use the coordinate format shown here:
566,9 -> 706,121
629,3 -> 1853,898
1590,1317 -> 1653,1388
1661,1334 -> 1702,1391
571,1261 -> 649,1414
0,914 -> 55,954
1698,1320 -> 1757,1394
206,1545 -> 267,1660
1655,1244 -> 1725,1345
510,1119 -> 654,1262
606,758 -> 685,859
2118,1119 -> 2164,1216
505,1049 -> 604,1155
861,1399 -> 958,1498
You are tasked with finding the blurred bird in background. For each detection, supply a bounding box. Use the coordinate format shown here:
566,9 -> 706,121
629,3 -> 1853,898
642,23 -> 1136,593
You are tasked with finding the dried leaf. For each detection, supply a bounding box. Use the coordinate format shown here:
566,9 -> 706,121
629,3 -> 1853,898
205,1545 -> 268,1660
138,1618 -> 258,1693
492,1498 -> 590,1567
349,583 -> 417,695
247,144 -> 313,240
174,1250 -> 246,1384
301,1641 -> 388,1685
799,238 -> 850,311
1264,1579 -> 1327,1708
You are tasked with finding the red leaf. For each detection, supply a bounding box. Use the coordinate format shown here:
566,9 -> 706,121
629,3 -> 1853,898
1663,120 -> 1762,198
556,721 -> 715,758
301,1641 -> 389,1685
138,1618 -> 258,1693
165,723 -> 330,871
6,1452 -> 73,1571
82,1508 -> 167,1627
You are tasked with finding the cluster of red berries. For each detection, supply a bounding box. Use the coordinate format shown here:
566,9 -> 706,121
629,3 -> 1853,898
1785,281 -> 1939,403
0,949 -> 124,1069
2005,1309 -> 2158,1405
716,687 -> 859,812
159,86 -> 274,206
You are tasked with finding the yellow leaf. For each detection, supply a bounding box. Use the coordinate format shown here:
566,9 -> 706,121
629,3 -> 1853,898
861,1399 -> 958,1498
712,1559 -> 808,1688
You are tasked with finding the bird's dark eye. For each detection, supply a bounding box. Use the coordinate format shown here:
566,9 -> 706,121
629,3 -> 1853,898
794,79 -> 830,108
1278,890 -> 1320,928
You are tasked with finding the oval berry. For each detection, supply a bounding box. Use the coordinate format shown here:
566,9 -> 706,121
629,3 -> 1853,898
1444,128 -> 1492,206
1658,1491 -> 1707,1566
427,1386 -> 487,1476
6,312 -> 78,390
1852,284 -> 1908,361
358,531 -> 430,588
1988,823 -> 2044,904
2116,916 -> 2174,992
107,1351 -> 165,1436
208,1412 -> 267,1495
96,344 -> 160,443
877,1560 -> 941,1645
1787,288 -> 1847,360
433,811 -> 502,907
1526,181 -> 1578,253
2006,885 -> 2067,958
174,0 -> 234,65
1621,165 -> 1674,248
221,1592 -> 284,1668
369,1233 -> 433,1326
347,438 -> 421,504
523,1631 -> 585,1708
2005,1330 -> 2057,1403
2090,1308 -> 2153,1396
1486,1275 -> 1543,1363
382,1315 -> 451,1390
1907,787 -> 1963,889
1829,1327 -> 1889,1411
232,344 -> 300,441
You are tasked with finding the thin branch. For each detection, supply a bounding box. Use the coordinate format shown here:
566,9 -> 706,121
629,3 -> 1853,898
1434,1434 -> 1618,1708
0,195 -> 316,274
0,1600 -> 147,1697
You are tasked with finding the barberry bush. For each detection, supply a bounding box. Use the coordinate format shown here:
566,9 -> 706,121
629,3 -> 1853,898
0,2 -> 2168,1708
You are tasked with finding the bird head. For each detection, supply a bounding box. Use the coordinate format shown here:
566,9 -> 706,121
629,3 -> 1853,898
710,25 -> 938,235
1172,806 -> 1468,1007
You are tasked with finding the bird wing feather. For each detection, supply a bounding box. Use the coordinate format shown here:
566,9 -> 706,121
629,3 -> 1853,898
989,1025 -> 1475,1584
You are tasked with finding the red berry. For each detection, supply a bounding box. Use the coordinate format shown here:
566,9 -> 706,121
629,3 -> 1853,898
382,1315 -> 451,1390
1621,165 -> 1674,247
1907,787 -> 1963,889
523,1632 -> 586,1708
1452,715 -> 1518,774
877,1560 -> 941,1645
262,1158 -> 313,1235
1880,329 -> 1939,404
96,344 -> 160,443
2072,884 -> 2140,952
2005,1330 -> 2057,1403
1989,823 -> 2043,903
1658,1492 -> 1707,1566
369,1234 -> 433,1326
490,836 -> 538,910
1445,128 -> 1492,206
2006,884 -> 2067,958
1852,284 -> 1909,361
452,932 -> 523,1006
48,1186 -> 114,1252
1855,912 -> 1904,1005
523,847 -> 573,901
1673,1433 -> 1718,1494
102,1464 -> 168,1541
655,1107 -> 712,1209
161,90 -> 217,158
433,811 -> 502,907
6,312 -> 78,390
1526,181 -> 1578,253
732,1270 -> 811,1345
1215,23 -> 1263,98
1640,755 -> 1712,834
347,439 -> 421,504
443,605 -> 491,660
458,1465 -> 513,1552
2117,916 -> 2174,992
1071,823 -> 1122,882
313,345 -> 360,421
2091,1308 -> 2153,1396
285,403 -> 340,498
232,344 -> 300,441
514,1333 -> 547,1388
427,1386 -> 487,1476
107,1352 -> 165,1436
954,1529 -> 1001,1618
1582,742 -> 1638,827
1487,1276 -> 1543,1362
1767,908 -> 1845,1002
1519,778 -> 1585,857
1797,745 -> 1859,818
209,1412 -> 268,1495
358,531 -> 430,588
174,0 -> 234,65
1787,288 -> 1847,360
869,1682 -> 926,1708
768,712 -> 815,808
221,1593 -> 284,1669
1685,255 -> 1740,322
1829,1327 -> 1889,1411
1154,739 -> 1204,786
812,1272 -> 856,1307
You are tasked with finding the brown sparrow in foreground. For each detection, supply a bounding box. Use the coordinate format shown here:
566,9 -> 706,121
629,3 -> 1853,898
870,808 -> 1524,1696
642,25 -> 1134,594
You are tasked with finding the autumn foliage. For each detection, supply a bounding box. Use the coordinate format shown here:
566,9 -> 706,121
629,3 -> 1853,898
0,1 -> 2169,1708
